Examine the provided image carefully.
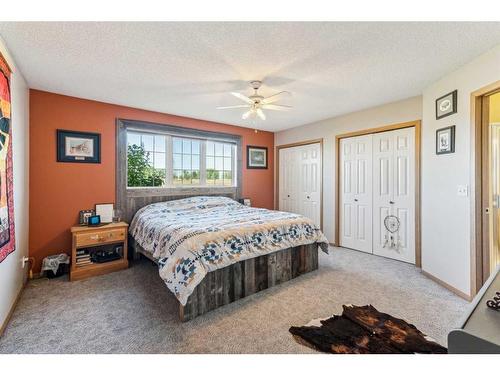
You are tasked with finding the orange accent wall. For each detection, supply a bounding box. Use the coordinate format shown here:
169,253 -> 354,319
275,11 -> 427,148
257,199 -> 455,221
29,90 -> 274,272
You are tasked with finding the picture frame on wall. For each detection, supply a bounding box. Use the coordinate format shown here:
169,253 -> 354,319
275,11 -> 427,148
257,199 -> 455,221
57,129 -> 101,163
436,125 -> 455,155
247,146 -> 268,169
435,90 -> 457,120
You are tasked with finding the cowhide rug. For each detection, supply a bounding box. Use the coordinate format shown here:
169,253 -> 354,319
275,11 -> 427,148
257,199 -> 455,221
289,305 -> 447,354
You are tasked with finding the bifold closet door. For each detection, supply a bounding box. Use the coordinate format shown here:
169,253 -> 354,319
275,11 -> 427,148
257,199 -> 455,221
339,134 -> 373,253
297,143 -> 322,227
372,127 -> 415,264
278,147 -> 298,214
279,143 -> 322,228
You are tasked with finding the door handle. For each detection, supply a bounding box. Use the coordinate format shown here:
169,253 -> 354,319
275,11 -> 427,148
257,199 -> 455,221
354,198 -> 358,202
389,201 -> 395,204
287,195 -> 290,198
307,196 -> 310,199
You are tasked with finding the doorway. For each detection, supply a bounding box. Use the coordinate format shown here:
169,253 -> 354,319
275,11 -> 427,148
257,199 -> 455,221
475,90 -> 500,291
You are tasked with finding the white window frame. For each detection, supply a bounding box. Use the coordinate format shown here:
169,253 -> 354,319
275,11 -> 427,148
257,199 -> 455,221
126,129 -> 238,189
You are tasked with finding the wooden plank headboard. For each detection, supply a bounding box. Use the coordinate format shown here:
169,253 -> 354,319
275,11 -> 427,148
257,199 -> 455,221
122,189 -> 238,223
115,119 -> 242,223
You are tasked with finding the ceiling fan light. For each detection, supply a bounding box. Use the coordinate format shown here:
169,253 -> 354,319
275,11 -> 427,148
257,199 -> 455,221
220,81 -> 291,121
242,110 -> 253,119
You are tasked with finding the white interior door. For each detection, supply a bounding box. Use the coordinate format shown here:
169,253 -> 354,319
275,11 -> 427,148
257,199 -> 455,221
298,143 -> 322,227
373,127 -> 415,263
279,143 -> 322,228
339,134 -> 373,253
279,147 -> 296,213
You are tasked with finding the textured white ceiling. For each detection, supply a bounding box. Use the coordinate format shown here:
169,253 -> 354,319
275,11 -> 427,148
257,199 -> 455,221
1,22 -> 500,132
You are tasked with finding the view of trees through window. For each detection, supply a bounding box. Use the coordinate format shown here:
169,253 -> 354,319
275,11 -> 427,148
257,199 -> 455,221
206,140 -> 233,186
127,131 -> 235,188
127,144 -> 166,187
173,137 -> 200,185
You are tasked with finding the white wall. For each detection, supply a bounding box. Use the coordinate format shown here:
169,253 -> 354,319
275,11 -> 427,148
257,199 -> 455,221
275,96 -> 422,242
421,44 -> 500,297
277,43 -> 500,299
0,37 -> 29,331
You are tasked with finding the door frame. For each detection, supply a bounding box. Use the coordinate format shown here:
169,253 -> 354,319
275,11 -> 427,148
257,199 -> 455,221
275,139 -> 324,230
334,120 -> 422,267
471,81 -> 500,295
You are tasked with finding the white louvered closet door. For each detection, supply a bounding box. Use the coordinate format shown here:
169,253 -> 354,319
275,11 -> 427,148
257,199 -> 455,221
339,134 -> 373,253
279,143 -> 322,228
372,127 -> 415,263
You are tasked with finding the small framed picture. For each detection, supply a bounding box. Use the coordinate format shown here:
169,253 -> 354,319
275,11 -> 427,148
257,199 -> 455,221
436,90 -> 457,120
95,203 -> 114,223
247,146 -> 268,169
238,198 -> 251,206
79,209 -> 95,225
436,126 -> 455,155
57,129 -> 101,163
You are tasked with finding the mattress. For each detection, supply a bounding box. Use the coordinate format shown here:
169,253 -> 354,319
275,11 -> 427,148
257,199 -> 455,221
129,196 -> 329,305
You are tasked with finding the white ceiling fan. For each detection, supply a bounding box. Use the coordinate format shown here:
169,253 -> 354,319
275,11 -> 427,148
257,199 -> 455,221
217,80 -> 291,120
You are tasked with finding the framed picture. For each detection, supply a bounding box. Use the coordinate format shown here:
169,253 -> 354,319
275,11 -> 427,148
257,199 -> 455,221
238,198 -> 251,206
436,126 -> 455,155
79,209 -> 95,225
435,90 -> 457,120
95,203 -> 114,223
247,146 -> 268,169
57,129 -> 101,163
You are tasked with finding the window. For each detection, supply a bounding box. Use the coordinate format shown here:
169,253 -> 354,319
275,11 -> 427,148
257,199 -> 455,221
127,131 -> 236,188
206,141 -> 234,186
127,132 -> 166,187
173,137 -> 200,185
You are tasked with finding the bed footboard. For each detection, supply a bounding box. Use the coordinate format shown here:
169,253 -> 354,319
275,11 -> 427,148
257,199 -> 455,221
131,239 -> 320,322
179,243 -> 319,322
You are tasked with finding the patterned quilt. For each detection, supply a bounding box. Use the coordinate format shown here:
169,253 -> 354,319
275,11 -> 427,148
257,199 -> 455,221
129,196 -> 329,305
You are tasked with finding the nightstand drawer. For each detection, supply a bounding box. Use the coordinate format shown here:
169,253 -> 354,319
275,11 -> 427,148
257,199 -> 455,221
75,228 -> 126,248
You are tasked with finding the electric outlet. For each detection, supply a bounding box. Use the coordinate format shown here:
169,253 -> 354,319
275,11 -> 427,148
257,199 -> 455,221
457,185 -> 468,197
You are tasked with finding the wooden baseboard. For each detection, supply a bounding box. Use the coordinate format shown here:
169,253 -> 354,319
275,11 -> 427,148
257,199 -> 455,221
0,283 -> 25,337
421,270 -> 472,301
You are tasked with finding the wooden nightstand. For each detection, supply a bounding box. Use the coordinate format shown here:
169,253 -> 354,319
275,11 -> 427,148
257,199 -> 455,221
70,222 -> 129,281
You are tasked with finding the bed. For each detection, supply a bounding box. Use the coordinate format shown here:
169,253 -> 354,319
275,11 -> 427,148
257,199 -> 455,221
128,196 -> 329,321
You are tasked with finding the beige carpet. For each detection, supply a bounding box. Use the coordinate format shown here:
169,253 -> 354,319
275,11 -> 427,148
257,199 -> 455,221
0,247 -> 468,353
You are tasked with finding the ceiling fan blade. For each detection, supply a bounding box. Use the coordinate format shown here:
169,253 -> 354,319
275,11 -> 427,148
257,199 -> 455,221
256,108 -> 266,120
231,92 -> 254,104
262,91 -> 291,104
216,105 -> 251,110
261,104 -> 292,111
242,110 -> 253,120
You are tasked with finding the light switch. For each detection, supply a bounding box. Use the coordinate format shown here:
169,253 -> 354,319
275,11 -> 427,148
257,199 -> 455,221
457,185 -> 468,197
